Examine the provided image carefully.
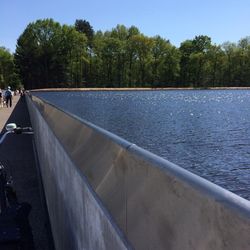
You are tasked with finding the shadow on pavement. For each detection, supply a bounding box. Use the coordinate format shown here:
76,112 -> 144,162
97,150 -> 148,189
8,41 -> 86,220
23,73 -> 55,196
1,97 -> 29,133
0,96 -> 54,250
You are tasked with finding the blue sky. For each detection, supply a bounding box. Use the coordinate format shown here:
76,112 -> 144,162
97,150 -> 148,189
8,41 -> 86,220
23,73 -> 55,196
1,0 -> 250,52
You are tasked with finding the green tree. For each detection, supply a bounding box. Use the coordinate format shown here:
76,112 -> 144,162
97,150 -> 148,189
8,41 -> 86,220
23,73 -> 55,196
13,19 -> 250,88
74,19 -> 94,84
129,34 -> 154,86
151,36 -> 169,84
109,25 -> 129,86
179,40 -> 194,86
150,36 -> 180,86
125,26 -> 140,86
161,44 -> 180,86
190,36 -> 212,87
221,42 -> 237,86
61,24 -> 88,86
206,44 -> 225,87
92,25 -> 141,87
236,37 -> 250,85
0,47 -> 20,89
179,36 -> 212,87
15,19 -> 88,89
99,36 -> 122,86
192,35 -> 211,53
75,19 -> 94,46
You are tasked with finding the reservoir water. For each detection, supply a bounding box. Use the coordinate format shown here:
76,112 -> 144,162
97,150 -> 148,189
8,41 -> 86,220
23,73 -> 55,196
35,90 -> 250,200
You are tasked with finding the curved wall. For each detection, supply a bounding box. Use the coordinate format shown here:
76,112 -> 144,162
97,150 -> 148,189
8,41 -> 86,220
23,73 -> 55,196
26,95 -> 131,250
27,94 -> 250,250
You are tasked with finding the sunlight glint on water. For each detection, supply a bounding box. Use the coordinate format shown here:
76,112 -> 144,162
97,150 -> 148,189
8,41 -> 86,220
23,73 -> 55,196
35,90 -> 250,200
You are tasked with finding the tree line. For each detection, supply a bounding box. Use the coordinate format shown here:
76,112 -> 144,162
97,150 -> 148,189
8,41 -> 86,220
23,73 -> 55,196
1,18 -> 250,90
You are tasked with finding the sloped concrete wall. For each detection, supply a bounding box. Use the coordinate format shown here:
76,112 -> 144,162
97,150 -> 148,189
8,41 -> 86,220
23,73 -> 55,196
27,94 -> 250,250
26,95 -> 131,250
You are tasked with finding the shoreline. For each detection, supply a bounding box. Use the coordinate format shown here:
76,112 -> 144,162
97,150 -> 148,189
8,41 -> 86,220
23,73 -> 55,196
31,87 -> 250,92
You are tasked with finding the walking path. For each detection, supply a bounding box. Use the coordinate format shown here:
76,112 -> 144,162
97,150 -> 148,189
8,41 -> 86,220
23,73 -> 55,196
0,95 -> 20,131
0,95 -> 54,249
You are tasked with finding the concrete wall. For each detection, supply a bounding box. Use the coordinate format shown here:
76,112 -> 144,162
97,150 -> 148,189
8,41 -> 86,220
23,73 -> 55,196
27,94 -> 250,250
26,95 -> 131,250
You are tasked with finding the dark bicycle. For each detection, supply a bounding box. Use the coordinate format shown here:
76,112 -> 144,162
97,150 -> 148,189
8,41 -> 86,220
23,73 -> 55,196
0,123 -> 34,250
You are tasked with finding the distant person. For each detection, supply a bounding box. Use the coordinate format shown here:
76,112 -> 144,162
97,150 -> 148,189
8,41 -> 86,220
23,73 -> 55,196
0,89 -> 4,108
5,86 -> 13,108
0,89 -> 3,107
20,88 -> 25,98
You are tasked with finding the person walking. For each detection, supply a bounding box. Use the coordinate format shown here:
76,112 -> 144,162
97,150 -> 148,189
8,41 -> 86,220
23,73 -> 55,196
5,86 -> 12,108
0,89 -> 3,108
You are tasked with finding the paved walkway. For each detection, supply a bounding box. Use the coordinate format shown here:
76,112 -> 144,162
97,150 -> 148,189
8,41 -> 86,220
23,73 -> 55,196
0,96 -> 54,249
0,95 -> 20,131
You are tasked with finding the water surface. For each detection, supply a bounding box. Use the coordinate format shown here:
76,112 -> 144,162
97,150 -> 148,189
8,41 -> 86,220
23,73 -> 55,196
35,90 -> 250,200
